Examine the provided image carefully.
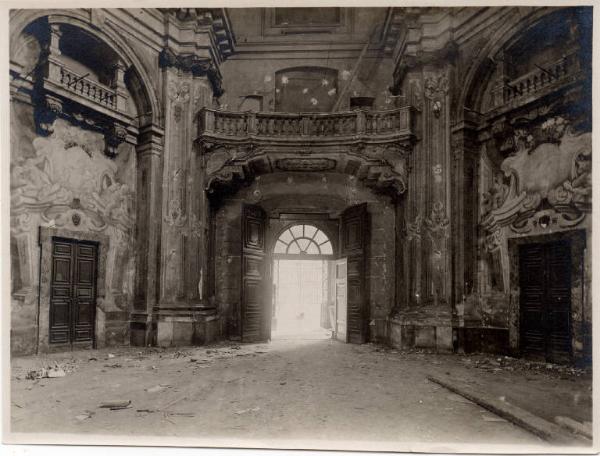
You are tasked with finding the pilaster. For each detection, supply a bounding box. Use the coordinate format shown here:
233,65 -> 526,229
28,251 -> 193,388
154,52 -> 220,346
130,123 -> 164,347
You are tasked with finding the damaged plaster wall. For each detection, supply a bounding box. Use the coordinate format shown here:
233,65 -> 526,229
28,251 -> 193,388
10,104 -> 137,354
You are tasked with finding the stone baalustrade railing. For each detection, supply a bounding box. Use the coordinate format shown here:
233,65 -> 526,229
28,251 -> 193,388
57,66 -> 117,110
198,107 -> 414,143
492,51 -> 583,108
44,57 -> 129,117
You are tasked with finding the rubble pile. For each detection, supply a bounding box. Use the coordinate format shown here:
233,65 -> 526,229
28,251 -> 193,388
461,355 -> 590,378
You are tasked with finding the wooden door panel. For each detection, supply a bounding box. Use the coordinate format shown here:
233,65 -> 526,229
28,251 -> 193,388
49,301 -> 70,344
519,240 -> 572,363
241,204 -> 269,342
50,241 -> 74,344
546,241 -> 571,362
340,203 -> 368,344
52,258 -> 72,283
50,238 -> 97,346
335,258 -> 347,342
73,243 -> 97,343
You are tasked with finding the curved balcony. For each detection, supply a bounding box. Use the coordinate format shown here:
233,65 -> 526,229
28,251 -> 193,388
197,106 -> 415,147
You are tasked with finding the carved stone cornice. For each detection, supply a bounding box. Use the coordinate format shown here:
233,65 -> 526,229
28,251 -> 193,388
162,8 -> 235,60
159,48 -> 224,97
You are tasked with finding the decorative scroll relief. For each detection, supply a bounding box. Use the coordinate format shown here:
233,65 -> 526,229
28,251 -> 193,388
407,202 -> 450,304
168,81 -> 191,123
482,117 -> 591,233
424,73 -> 449,99
164,168 -> 187,227
11,119 -> 133,230
10,119 -> 135,303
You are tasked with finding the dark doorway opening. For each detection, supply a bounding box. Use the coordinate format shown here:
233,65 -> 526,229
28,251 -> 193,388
519,240 -> 572,364
49,237 -> 98,348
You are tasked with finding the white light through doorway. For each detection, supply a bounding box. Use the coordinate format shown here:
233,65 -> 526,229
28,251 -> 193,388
272,259 -> 332,340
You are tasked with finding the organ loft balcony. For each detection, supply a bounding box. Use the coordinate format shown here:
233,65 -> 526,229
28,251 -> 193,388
197,106 -> 416,147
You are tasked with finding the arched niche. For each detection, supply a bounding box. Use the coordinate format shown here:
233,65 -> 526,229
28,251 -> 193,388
10,10 -> 161,128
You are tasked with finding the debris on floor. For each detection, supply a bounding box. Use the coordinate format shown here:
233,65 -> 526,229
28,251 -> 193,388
146,384 -> 170,393
75,411 -> 94,421
25,366 -> 67,379
235,406 -> 260,415
99,400 -> 131,410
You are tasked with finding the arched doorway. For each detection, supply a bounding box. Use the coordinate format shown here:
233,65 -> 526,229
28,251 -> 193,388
237,200 -> 371,345
272,224 -> 335,340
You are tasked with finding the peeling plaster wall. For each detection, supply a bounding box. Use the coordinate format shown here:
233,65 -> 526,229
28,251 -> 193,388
10,102 -> 137,354
220,57 -> 395,113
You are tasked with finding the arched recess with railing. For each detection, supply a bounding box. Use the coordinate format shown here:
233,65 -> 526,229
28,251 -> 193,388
9,10 -> 162,127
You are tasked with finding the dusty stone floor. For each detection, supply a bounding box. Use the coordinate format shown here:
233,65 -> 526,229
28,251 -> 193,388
8,336 -> 592,451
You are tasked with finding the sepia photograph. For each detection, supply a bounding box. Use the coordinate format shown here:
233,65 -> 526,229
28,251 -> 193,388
2,2 -> 596,454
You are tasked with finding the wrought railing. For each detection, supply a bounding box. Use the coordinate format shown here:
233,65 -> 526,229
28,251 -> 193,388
199,106 -> 413,140
492,52 -> 582,107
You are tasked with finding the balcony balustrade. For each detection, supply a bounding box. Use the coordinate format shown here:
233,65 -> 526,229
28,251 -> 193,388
44,56 -> 130,119
57,65 -> 117,109
492,51 -> 583,108
198,106 -> 414,145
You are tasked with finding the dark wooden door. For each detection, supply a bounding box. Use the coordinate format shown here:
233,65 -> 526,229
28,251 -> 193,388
519,240 -> 572,363
241,204 -> 269,342
340,203 -> 368,344
50,238 -> 98,347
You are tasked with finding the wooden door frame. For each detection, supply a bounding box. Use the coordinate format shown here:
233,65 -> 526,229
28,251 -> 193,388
38,227 -> 109,353
508,229 -> 587,363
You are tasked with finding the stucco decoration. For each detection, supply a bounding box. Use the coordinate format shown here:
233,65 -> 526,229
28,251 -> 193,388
10,118 -> 135,306
406,214 -> 423,242
482,117 -> 591,232
424,73 -> 449,99
12,119 -> 133,225
424,202 -> 450,305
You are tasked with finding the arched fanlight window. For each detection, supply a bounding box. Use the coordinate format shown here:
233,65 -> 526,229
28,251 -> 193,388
274,224 -> 333,256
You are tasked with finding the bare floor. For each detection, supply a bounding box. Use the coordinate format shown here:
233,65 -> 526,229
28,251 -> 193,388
10,338 -> 587,450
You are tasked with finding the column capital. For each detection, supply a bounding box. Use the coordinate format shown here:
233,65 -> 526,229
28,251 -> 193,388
159,48 -> 224,98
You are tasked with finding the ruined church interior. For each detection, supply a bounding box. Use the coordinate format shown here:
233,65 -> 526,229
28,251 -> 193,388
6,5 -> 594,450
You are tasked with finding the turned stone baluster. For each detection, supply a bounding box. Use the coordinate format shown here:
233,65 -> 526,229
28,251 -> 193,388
204,110 -> 215,133
356,111 -> 365,135
247,112 -> 257,135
